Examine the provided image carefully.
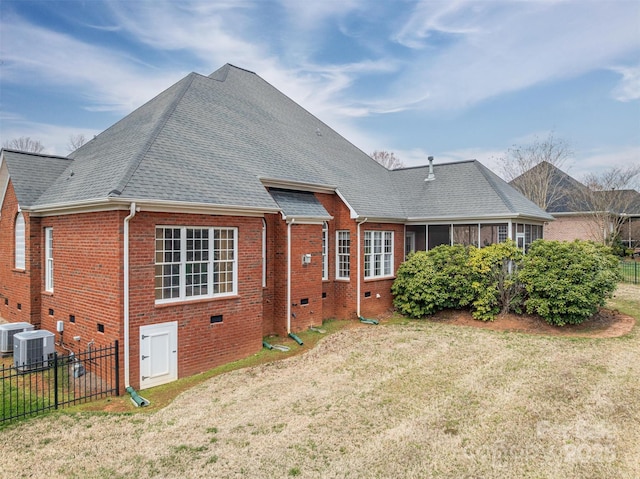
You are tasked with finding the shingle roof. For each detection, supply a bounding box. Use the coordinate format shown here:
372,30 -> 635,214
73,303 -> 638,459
269,189 -> 331,221
1,150 -> 71,207
392,160 -> 554,221
3,63 -> 552,223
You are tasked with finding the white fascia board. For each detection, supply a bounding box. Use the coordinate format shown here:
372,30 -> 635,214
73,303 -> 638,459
405,214 -> 551,224
335,189 -> 358,219
0,156 -> 10,214
282,215 -> 334,225
26,197 -> 281,218
260,177 -> 337,194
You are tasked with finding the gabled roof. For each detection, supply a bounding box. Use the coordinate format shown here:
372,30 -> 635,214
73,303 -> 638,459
1,150 -> 71,207
2,63 -> 552,223
393,160 -> 554,221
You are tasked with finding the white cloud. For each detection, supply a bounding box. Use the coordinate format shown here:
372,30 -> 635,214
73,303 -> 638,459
1,17 -> 184,114
383,0 -> 640,112
610,65 -> 640,102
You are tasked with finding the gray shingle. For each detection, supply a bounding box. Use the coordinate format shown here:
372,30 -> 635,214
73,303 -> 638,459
269,189 -> 331,220
4,64 -> 552,223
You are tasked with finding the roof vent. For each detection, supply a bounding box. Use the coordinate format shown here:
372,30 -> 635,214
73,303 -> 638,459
425,156 -> 435,182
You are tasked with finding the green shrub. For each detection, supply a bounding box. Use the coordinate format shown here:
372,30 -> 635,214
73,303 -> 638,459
519,240 -> 621,326
468,241 -> 524,321
391,245 -> 474,318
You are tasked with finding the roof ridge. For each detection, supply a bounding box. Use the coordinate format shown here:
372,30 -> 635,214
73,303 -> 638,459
1,149 -> 71,161
108,73 -> 197,197
474,160 -> 518,213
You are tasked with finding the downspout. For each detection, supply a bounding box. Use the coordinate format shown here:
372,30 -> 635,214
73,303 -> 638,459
123,202 -> 149,406
356,217 -> 368,318
286,218 -> 295,334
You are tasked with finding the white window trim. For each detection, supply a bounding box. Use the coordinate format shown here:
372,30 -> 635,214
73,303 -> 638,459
15,212 -> 25,270
45,227 -> 53,292
364,230 -> 394,279
322,222 -> 329,280
336,230 -> 350,280
262,219 -> 267,288
155,226 -> 238,304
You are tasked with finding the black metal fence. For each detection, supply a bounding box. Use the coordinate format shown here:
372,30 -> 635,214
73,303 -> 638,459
1,341 -> 119,423
620,261 -> 640,285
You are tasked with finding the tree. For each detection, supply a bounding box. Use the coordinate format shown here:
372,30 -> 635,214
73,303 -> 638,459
2,136 -> 46,153
67,134 -> 87,153
370,150 -> 404,170
572,165 -> 640,246
499,132 -> 573,211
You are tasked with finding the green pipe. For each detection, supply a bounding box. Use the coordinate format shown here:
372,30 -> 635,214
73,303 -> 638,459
288,333 -> 303,345
262,340 -> 273,350
126,386 -> 150,407
359,316 -> 379,325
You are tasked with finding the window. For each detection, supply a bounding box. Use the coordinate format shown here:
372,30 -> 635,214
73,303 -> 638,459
262,219 -> 267,288
336,230 -> 350,279
498,225 -> 508,243
155,226 -> 237,302
45,227 -> 53,292
364,231 -> 393,279
15,212 -> 25,270
322,222 -> 328,280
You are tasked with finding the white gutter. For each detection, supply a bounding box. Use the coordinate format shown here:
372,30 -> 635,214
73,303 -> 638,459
123,202 -> 138,388
356,217 -> 368,318
286,218 -> 295,334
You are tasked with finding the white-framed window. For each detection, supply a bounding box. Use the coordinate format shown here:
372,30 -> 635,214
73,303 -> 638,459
322,222 -> 328,280
336,230 -> 350,279
262,219 -> 267,288
498,224 -> 508,243
45,227 -> 54,292
155,226 -> 237,303
364,231 -> 393,279
15,212 -> 25,270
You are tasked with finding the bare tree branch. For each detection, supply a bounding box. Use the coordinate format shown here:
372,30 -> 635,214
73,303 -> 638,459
370,150 -> 405,170
2,136 -> 46,153
67,134 -> 87,153
499,132 -> 572,211
571,165 -> 640,244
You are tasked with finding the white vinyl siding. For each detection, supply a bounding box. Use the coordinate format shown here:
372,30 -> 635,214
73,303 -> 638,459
364,231 -> 393,279
45,227 -> 54,292
155,226 -> 237,303
15,212 -> 25,270
336,230 -> 350,279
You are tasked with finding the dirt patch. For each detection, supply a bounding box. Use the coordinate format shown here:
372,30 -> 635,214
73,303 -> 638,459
427,308 -> 635,338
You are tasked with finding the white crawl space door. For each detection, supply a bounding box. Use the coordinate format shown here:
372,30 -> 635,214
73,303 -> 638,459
139,321 -> 178,389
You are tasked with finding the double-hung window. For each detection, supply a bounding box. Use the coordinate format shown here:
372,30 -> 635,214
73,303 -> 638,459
364,231 -> 393,279
322,222 -> 328,280
155,226 -> 237,302
15,212 -> 25,270
45,227 -> 54,292
336,230 -> 350,279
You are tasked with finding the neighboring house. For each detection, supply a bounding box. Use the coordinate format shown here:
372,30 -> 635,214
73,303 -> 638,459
0,64 -> 552,392
510,161 -> 640,248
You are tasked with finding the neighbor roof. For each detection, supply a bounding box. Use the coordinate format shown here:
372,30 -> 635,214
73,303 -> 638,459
2,64 -> 552,223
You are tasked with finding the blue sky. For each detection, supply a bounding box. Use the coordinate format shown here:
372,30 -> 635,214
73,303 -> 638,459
1,0 -> 639,180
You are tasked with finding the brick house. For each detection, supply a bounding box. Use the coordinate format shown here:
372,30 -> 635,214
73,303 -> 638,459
0,64 -> 552,392
510,161 -> 640,248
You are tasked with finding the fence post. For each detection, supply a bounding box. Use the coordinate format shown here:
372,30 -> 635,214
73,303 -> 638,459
53,352 -> 59,410
114,340 -> 120,396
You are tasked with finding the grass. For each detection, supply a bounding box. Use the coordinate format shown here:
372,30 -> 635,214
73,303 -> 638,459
0,285 -> 638,478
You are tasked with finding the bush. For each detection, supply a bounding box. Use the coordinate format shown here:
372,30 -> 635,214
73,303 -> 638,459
519,240 -> 621,326
468,241 -> 524,321
391,245 -> 474,318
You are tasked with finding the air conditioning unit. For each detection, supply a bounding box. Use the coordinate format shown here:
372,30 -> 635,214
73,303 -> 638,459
13,330 -> 55,372
0,322 -> 34,353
